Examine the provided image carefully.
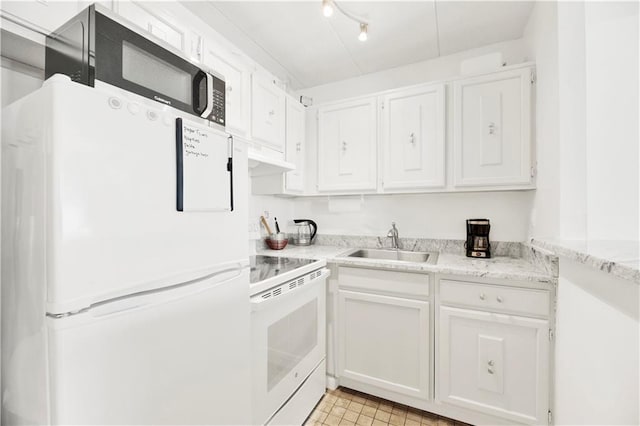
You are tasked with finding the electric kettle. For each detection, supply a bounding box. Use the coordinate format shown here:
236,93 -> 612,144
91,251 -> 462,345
293,219 -> 317,246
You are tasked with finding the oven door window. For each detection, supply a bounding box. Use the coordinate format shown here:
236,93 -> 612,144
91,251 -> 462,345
267,299 -> 318,391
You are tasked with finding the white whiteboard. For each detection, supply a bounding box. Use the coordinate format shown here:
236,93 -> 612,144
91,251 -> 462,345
176,118 -> 231,212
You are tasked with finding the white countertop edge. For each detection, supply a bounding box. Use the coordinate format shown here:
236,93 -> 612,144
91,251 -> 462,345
531,239 -> 640,284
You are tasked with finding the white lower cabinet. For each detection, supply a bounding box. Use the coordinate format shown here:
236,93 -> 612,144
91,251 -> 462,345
332,267 -> 553,425
336,267 -> 430,400
338,290 -> 430,400
437,279 -> 551,425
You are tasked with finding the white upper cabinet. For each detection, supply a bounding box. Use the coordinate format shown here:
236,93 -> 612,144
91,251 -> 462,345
318,97 -> 377,192
0,1 -> 84,42
116,2 -> 186,52
251,74 -> 286,152
285,97 -> 305,193
453,67 -> 533,187
381,84 -> 446,190
204,46 -> 250,137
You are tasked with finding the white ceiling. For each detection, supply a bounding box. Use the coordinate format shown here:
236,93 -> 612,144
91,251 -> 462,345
182,1 -> 534,90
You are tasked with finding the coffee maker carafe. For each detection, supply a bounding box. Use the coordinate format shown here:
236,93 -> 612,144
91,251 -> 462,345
293,219 -> 317,246
466,219 -> 491,258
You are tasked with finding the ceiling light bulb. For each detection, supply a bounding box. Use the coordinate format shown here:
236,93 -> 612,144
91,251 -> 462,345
322,0 -> 334,17
358,23 -> 368,41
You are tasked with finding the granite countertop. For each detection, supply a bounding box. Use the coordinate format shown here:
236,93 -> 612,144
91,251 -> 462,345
532,239 -> 640,283
256,241 -> 555,285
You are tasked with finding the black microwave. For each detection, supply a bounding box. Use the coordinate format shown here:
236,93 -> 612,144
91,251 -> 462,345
45,4 -> 225,127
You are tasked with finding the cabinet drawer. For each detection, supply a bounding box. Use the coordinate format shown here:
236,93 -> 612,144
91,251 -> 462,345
439,279 -> 549,317
338,267 -> 429,298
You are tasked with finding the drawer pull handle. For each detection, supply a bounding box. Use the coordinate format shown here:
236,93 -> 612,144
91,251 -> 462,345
488,368 -> 494,374
479,293 -> 485,300
496,296 -> 503,303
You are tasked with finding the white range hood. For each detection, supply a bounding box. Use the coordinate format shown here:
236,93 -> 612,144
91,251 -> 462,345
248,148 -> 295,177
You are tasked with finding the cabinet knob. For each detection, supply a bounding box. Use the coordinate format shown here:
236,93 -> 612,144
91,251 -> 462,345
496,296 -> 503,303
488,122 -> 496,135
488,360 -> 494,366
479,293 -> 485,300
342,141 -> 348,151
227,86 -> 233,92
487,368 -> 494,375
269,110 -> 275,116
296,142 -> 301,152
409,132 -> 415,144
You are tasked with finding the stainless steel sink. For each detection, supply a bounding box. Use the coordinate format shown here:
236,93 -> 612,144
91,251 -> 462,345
342,248 -> 438,264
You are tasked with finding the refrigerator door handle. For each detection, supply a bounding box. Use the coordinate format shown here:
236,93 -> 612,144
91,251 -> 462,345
65,266 -> 245,319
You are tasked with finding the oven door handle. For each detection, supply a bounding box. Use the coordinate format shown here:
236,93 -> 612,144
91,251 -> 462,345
250,269 -> 330,312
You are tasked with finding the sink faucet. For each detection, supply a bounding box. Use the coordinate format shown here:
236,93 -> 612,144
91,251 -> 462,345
387,222 -> 399,249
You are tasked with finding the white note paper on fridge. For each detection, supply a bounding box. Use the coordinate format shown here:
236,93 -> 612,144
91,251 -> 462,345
177,118 -> 231,212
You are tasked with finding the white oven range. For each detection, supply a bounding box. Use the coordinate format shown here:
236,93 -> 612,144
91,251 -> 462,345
250,255 -> 329,426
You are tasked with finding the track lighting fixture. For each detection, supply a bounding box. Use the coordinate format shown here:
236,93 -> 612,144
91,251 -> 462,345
358,23 -> 368,42
322,0 -> 334,17
321,0 -> 369,42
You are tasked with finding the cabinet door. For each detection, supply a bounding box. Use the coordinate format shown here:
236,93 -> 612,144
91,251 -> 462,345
381,84 -> 445,190
204,46 -> 249,136
438,306 -> 549,424
116,2 -> 185,51
318,98 -> 377,191
1,1 -> 82,42
285,97 -> 305,192
453,68 -> 532,187
251,74 -> 285,152
338,290 -> 430,399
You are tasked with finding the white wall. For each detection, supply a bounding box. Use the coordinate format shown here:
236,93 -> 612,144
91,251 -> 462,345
525,1 -> 639,242
584,2 -> 639,241
555,258 -> 639,425
292,191 -> 534,241
522,2 -> 561,240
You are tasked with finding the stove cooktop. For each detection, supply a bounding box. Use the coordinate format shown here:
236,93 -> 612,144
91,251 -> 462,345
249,255 -> 318,284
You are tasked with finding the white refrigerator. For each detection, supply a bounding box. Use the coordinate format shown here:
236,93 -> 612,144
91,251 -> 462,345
1,75 -> 251,425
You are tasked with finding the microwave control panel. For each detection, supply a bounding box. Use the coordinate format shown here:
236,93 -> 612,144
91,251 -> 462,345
210,76 -> 226,126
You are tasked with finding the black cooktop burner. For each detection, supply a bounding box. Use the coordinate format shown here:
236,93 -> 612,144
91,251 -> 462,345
249,255 -> 317,284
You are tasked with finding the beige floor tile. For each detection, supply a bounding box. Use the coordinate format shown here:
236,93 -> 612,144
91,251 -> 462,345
356,415 -> 375,426
348,401 -> 364,413
351,395 -> 367,404
437,418 -> 454,426
316,411 -> 329,423
330,406 -> 347,418
421,414 -> 438,426
325,395 -> 338,404
325,414 -> 342,426
389,413 -> 405,426
378,402 -> 394,413
372,420 -> 388,426
363,399 -> 380,409
335,398 -> 351,409
305,420 -> 323,426
318,402 -> 333,413
360,405 -> 377,418
343,410 -> 359,423
391,406 -> 407,416
405,418 -> 421,426
338,420 -> 356,426
406,411 -> 422,422
374,410 -> 391,422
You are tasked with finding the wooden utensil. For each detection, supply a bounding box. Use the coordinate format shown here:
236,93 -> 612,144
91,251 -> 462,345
260,216 -> 273,235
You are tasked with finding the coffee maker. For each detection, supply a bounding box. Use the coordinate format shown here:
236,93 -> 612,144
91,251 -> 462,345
466,219 -> 491,258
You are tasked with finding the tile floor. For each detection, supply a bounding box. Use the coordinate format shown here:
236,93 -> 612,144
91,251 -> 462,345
304,387 -> 472,426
